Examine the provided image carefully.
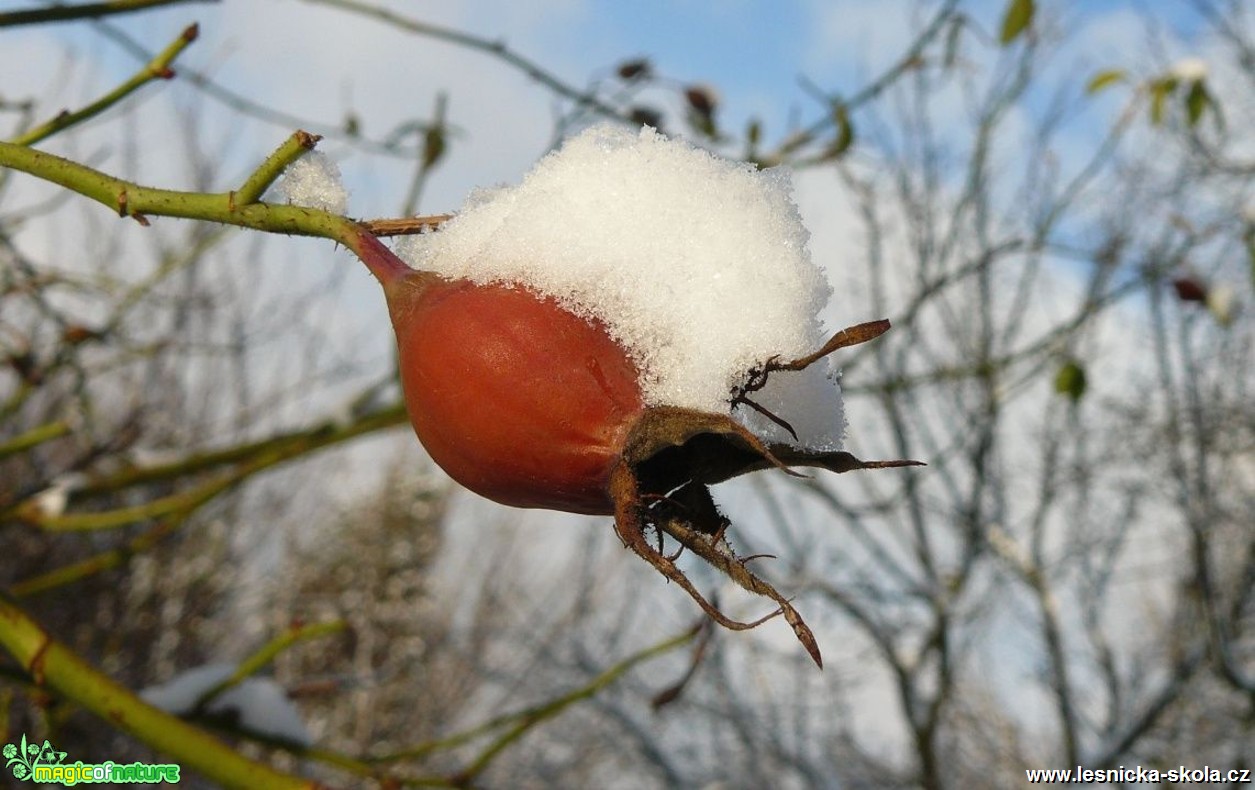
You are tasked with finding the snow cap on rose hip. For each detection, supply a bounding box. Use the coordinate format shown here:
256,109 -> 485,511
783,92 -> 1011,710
360,124 -> 922,668
396,124 -> 845,450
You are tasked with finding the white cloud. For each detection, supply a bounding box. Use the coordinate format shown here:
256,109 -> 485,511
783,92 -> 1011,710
802,0 -> 921,78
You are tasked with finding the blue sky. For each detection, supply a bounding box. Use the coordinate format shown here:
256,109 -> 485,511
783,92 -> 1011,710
3,0 -> 1217,217
2,0 -> 1231,385
3,0 -> 1248,751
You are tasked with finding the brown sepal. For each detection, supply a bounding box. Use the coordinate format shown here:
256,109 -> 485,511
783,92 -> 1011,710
609,319 -> 922,667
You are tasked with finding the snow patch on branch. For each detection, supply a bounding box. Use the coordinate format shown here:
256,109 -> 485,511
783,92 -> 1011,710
276,152 -> 348,215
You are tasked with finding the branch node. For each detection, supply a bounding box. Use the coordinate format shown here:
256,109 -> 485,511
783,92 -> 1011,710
28,634 -> 52,685
296,130 -> 322,149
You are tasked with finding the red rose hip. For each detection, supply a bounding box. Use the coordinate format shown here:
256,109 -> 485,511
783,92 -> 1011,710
385,272 -> 645,515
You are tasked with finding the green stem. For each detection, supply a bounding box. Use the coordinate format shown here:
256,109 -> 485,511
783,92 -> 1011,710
0,132 -> 413,298
9,24 -> 199,147
234,130 -> 323,205
9,517 -> 186,597
374,629 -> 696,768
0,595 -> 320,790
0,0 -> 213,28
237,629 -> 696,787
25,470 -> 245,531
8,404 -> 409,530
450,629 -> 695,783
77,402 -> 406,497
0,138 -> 360,245
193,621 -> 347,712
0,420 -> 71,461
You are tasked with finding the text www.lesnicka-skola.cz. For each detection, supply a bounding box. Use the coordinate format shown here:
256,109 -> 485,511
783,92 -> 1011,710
1026,766 -> 1252,784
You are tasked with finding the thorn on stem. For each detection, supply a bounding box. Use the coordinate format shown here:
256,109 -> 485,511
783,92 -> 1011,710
182,23 -> 199,42
296,130 -> 323,150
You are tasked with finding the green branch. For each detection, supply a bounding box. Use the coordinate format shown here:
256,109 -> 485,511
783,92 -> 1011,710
7,403 -> 408,531
9,24 -> 200,146
373,629 -> 696,771
451,629 -> 695,783
0,0 -> 213,28
234,130 -> 323,205
0,134 -> 360,246
0,594 -> 320,790
9,517 -> 185,597
234,628 -> 699,788
21,470 -> 246,531
0,420 -> 71,461
193,621 -> 347,712
78,402 -> 407,497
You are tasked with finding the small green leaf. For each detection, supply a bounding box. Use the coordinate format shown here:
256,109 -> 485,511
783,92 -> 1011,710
1149,92 -> 1166,124
1205,286 -> 1236,327
1054,360 -> 1087,402
1086,69 -> 1126,95
1185,80 -> 1210,126
825,104 -> 855,159
746,118 -> 761,147
999,0 -> 1035,45
1148,80 -> 1174,125
422,125 -> 446,169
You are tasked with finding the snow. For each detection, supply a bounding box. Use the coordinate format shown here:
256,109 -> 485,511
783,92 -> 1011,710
397,124 -> 847,448
275,151 -> 348,215
140,663 -> 312,747
1170,58 -> 1208,82
28,473 -> 87,519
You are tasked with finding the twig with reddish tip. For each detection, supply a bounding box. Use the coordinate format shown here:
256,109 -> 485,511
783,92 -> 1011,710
234,130 -> 325,206
7,23 -> 200,147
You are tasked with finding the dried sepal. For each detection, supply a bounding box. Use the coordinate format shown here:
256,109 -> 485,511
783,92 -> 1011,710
608,319 -> 923,667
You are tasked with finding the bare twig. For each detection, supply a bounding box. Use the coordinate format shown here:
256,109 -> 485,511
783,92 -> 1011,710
301,0 -> 625,122
9,24 -> 199,146
0,0 -> 212,28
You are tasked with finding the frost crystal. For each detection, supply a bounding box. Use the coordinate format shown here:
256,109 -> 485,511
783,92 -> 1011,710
398,124 -> 848,448
276,152 -> 348,215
